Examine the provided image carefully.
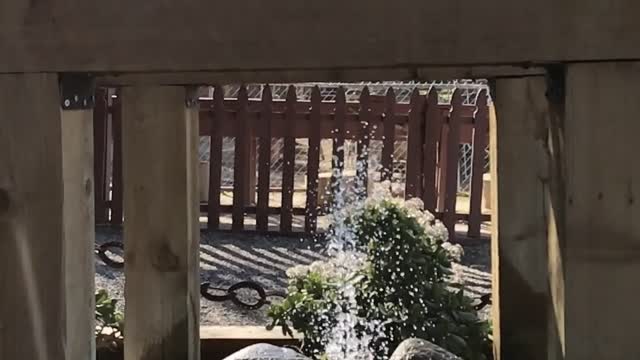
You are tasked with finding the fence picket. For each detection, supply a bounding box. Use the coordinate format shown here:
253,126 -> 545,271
305,87 -> 322,233
423,89 -> 441,212
331,87 -> 347,193
468,90 -> 489,237
232,86 -> 249,230
443,90 -> 464,241
405,89 -> 425,199
280,86 -> 297,232
256,86 -> 272,232
208,85 -> 224,230
356,87 -> 371,198
111,90 -> 124,225
381,89 -> 396,181
94,88 -> 109,224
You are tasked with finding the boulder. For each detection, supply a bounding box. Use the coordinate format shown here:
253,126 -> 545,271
390,338 -> 462,360
223,343 -> 309,360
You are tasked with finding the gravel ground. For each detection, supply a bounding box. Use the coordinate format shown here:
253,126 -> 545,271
95,228 -> 491,325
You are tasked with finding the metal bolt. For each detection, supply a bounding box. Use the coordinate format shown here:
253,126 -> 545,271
64,99 -> 71,107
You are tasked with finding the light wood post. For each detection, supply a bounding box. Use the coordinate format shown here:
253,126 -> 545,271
122,86 -> 200,360
491,77 -> 562,360
562,62 -> 640,359
0,73 -> 95,360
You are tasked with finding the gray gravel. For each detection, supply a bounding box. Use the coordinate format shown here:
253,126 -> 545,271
95,228 -> 491,325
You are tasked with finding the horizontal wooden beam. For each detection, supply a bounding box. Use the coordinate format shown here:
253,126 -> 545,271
2,0 -> 638,75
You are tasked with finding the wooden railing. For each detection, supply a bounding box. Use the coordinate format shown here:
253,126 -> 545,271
94,85 -> 490,241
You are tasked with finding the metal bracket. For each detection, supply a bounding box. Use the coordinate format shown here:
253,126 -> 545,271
59,73 -> 96,110
544,64 -> 566,107
185,86 -> 200,108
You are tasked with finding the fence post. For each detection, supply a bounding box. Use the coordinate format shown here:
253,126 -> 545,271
305,86 -> 322,233
94,87 -> 109,224
405,89 -> 425,199
356,87 -> 372,198
443,91 -> 463,241
331,87 -> 347,193
256,86 -> 272,232
232,86 -> 249,230
381,89 -> 396,181
208,85 -> 224,230
423,89 -> 441,213
468,90 -> 490,237
280,85 -> 297,232
111,90 -> 124,225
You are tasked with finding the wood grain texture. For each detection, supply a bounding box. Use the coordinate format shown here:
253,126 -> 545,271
122,86 -> 200,360
110,91 -> 124,225
232,86 -> 249,230
0,73 -> 94,360
563,62 -> 640,359
207,85 -> 224,230
491,77 -> 560,360
2,0 -> 640,73
405,89 -> 425,199
442,91 -> 463,239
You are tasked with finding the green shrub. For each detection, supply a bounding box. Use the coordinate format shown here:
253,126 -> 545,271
268,196 -> 492,359
95,289 -> 124,350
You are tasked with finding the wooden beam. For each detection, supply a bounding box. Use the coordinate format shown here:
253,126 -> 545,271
562,62 -> 640,359
0,73 -> 95,359
2,0 -> 640,74
491,76 -> 562,360
122,86 -> 200,360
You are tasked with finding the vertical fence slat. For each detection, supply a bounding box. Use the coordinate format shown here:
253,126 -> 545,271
232,86 -> 249,230
405,89 -> 425,199
356,87 -> 371,198
305,87 -> 322,233
443,91 -> 463,241
280,85 -> 297,232
331,87 -> 347,192
423,89 -> 441,212
381,88 -> 396,181
208,85 -> 224,230
436,121 -> 449,212
256,86 -> 272,232
468,90 -> 489,238
110,90 -> 124,225
93,88 -> 109,224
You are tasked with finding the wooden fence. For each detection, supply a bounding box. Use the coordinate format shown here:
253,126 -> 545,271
93,85 -> 490,241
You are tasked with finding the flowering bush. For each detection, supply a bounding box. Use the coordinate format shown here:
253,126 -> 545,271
268,189 -> 491,359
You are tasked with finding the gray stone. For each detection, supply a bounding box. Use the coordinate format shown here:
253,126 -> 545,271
223,343 -> 309,360
390,338 -> 462,360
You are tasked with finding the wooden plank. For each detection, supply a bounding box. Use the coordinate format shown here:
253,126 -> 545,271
422,89 -> 441,212
331,87 -> 347,193
280,86 -> 297,232
442,91 -> 463,240
208,85 -> 224,230
467,90 -> 489,237
4,1 -> 640,73
305,86 -> 322,232
405,89 -> 425,199
436,122 -> 449,212
122,85 -> 200,360
562,62 -> 640,359
110,90 -> 124,225
490,77 -> 557,360
232,86 -> 249,230
94,87 -> 109,223
356,87 -> 372,198
381,88 -> 396,181
97,66 -> 546,86
256,86 -> 272,232
0,73 -> 94,360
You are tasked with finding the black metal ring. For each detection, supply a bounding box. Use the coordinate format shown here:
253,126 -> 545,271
228,281 -> 268,310
96,241 -> 125,269
200,282 -> 232,302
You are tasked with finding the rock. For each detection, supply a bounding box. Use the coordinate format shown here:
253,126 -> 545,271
390,338 -> 462,360
223,343 -> 309,360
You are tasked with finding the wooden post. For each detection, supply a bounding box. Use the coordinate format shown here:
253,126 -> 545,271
122,86 -> 200,360
491,76 -> 561,360
467,90 -> 489,237
0,73 -> 95,360
561,62 -> 640,359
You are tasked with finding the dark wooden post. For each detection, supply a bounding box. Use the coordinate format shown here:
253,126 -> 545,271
467,90 -> 489,237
